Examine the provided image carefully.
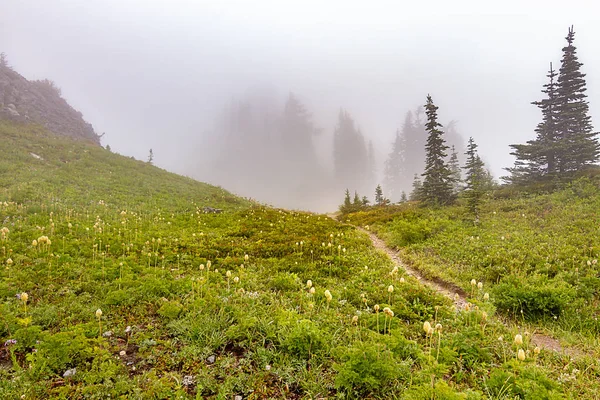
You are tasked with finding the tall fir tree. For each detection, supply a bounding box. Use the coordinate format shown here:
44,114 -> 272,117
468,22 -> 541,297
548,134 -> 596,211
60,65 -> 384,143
506,26 -> 599,184
420,95 -> 455,205
463,137 -> 485,216
506,64 -> 559,183
555,26 -> 599,173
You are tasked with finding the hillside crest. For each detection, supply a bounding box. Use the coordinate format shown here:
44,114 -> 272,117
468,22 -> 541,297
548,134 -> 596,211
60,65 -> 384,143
0,55 -> 100,144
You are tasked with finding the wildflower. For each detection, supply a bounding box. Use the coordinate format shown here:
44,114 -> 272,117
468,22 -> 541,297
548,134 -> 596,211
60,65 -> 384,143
125,326 -> 132,334
96,309 -> 103,319
498,336 -> 503,342
324,290 -> 332,302
517,348 -> 526,361
514,334 -> 523,345
399,277 -> 405,283
387,285 -> 394,293
423,321 -> 432,334
226,270 -> 232,278
477,281 -> 483,290
200,264 -> 205,270
6,258 -> 12,265
309,287 -> 315,294
483,292 -> 489,301
481,311 -> 488,321
534,346 -> 540,355
244,254 -> 249,262
233,277 -> 239,283
20,292 -> 28,303
435,323 -> 442,332
306,280 -> 312,289
32,240 -> 37,246
384,308 -> 394,318
374,304 -> 380,312
351,315 -> 358,325
470,279 -> 476,286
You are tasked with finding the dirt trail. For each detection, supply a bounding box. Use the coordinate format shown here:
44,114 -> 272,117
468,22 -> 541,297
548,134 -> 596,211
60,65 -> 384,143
361,228 -> 469,309
328,214 -> 583,358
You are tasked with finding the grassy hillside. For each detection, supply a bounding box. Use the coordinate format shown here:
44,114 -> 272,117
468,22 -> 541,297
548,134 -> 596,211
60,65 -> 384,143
0,121 -> 246,211
0,121 -> 598,398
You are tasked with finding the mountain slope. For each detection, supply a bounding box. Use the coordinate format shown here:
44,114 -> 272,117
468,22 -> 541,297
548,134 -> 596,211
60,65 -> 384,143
0,61 -> 100,144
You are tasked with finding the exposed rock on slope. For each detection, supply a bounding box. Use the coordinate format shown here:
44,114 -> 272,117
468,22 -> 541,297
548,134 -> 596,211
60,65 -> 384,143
0,58 -> 100,144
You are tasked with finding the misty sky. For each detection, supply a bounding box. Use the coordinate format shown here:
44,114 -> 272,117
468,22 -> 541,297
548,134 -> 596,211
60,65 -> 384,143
1,0 -> 599,191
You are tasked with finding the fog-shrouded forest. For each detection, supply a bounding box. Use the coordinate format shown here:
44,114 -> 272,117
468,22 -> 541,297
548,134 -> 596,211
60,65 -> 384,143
190,89 -> 468,211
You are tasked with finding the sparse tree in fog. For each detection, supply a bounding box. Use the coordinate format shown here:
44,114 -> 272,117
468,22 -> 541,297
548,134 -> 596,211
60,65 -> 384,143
400,191 -> 407,202
506,27 -> 599,184
402,110 -> 427,189
0,52 -> 8,68
281,93 -> 319,170
463,137 -> 485,216
147,148 -> 154,164
375,184 -> 384,205
343,189 -> 351,208
383,129 -> 406,201
448,145 -> 462,193
367,140 -> 376,188
333,110 -> 369,193
409,174 -> 423,201
420,95 -> 454,205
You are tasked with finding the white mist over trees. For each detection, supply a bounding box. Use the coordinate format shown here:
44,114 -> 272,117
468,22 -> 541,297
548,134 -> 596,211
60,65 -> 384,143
193,90 -> 470,211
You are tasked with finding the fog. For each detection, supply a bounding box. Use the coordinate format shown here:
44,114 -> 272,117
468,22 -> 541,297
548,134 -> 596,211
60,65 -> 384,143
1,0 -> 599,211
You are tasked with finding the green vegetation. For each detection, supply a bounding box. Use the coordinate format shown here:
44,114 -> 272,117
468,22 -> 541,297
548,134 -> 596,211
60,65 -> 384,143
0,121 -> 598,398
343,179 -> 600,344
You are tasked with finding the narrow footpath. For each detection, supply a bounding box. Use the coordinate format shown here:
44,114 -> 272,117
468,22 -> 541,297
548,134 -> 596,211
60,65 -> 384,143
352,226 -> 582,358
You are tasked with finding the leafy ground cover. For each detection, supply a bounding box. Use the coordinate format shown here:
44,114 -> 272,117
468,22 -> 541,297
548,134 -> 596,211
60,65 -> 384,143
1,122 -> 599,398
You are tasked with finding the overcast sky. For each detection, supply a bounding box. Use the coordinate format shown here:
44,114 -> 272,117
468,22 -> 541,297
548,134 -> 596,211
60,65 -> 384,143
1,0 -> 599,186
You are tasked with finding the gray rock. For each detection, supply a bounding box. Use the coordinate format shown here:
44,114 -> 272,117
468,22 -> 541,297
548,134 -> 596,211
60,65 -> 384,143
182,375 -> 195,386
102,330 -> 113,337
206,355 -> 216,364
63,368 -> 76,377
234,396 -> 243,400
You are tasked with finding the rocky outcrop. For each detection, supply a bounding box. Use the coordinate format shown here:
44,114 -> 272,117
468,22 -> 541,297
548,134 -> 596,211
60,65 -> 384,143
0,61 -> 100,144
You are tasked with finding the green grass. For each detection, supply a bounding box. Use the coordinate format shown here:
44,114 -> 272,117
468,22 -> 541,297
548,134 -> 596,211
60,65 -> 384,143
0,121 -> 599,398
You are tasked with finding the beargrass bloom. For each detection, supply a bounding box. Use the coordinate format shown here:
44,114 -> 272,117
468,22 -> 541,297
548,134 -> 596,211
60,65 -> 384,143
514,334 -> 523,345
423,321 -> 432,334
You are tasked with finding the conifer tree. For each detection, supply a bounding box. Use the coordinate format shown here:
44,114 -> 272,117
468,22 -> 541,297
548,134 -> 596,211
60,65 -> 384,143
343,189 -> 351,208
383,129 -> 406,201
409,174 -> 423,201
463,137 -> 485,216
353,191 -> 361,206
147,149 -> 154,164
400,191 -> 407,202
448,145 -> 462,193
506,27 -> 599,183
421,95 -> 454,205
375,184 -> 384,205
555,26 -> 599,172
